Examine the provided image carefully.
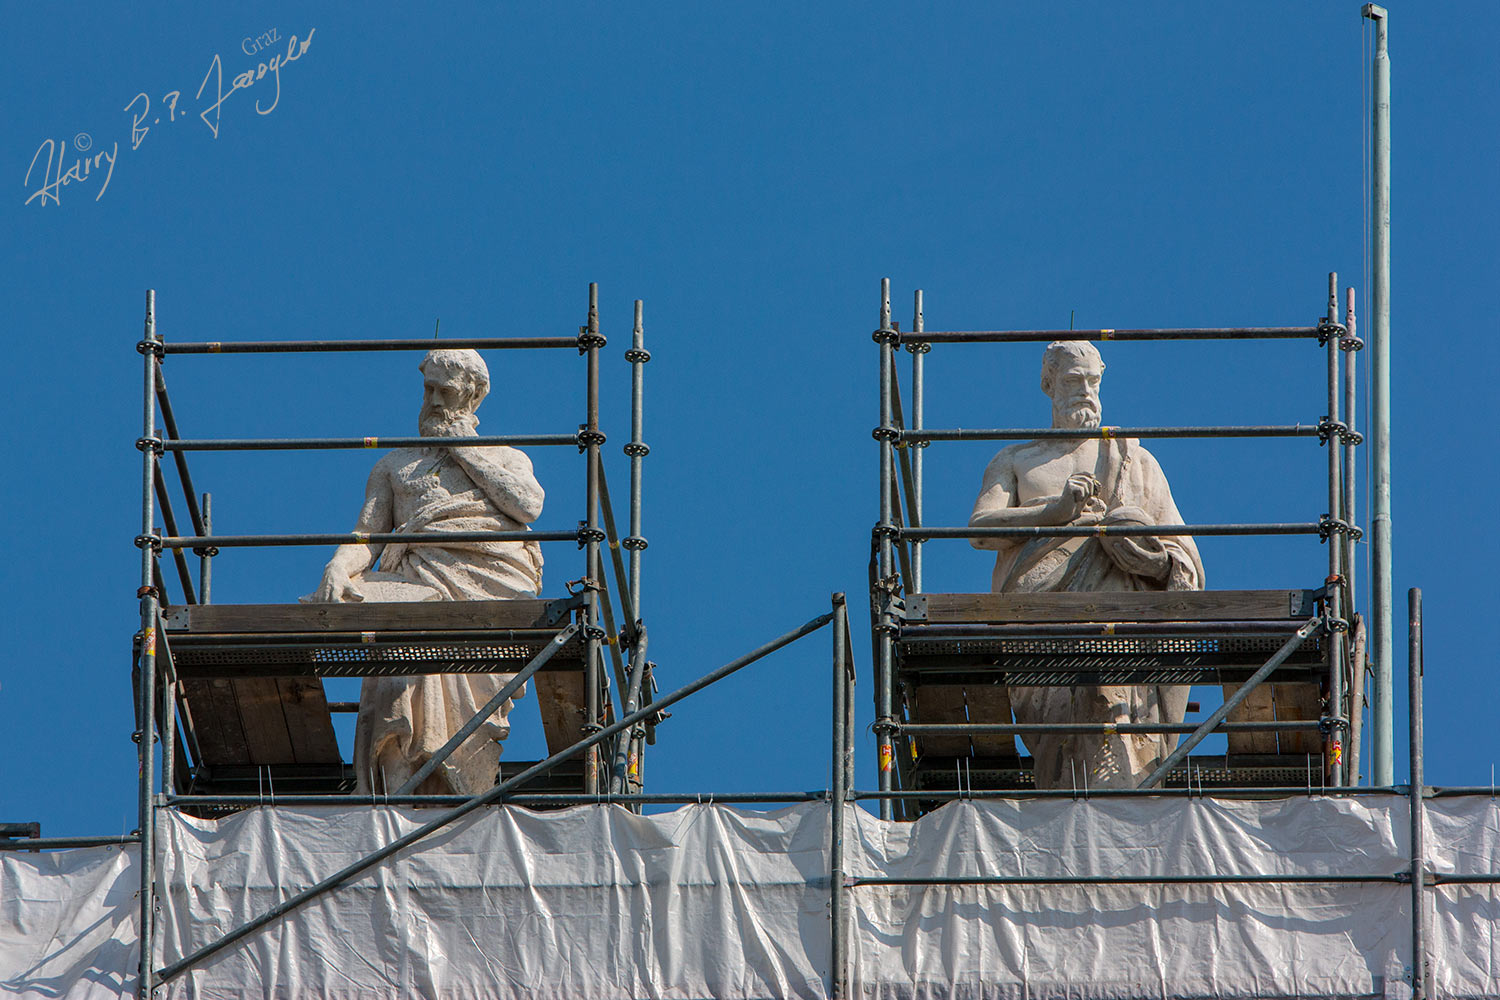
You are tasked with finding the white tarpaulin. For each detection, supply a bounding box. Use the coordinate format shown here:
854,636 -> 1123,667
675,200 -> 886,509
3,796 -> 1497,999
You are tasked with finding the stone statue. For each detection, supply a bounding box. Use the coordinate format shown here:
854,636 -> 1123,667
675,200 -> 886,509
309,348 -> 547,796
968,341 -> 1205,788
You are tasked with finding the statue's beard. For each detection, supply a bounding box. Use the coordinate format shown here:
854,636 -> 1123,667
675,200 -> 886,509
419,404 -> 478,438
1057,402 -> 1101,429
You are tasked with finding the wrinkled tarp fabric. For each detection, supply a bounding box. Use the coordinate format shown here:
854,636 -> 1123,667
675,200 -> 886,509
2,797 -> 1497,999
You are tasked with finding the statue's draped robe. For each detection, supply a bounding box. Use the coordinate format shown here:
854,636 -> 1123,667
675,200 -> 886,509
986,438 -> 1205,789
335,448 -> 545,797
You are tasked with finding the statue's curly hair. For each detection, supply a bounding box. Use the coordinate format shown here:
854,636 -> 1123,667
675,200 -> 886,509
419,349 -> 490,407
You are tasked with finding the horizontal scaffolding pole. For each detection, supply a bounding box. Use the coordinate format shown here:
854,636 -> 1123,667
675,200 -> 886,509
897,327 -> 1327,345
162,434 -> 580,451
161,628 -> 566,645
903,523 -> 1323,540
898,720 -> 1328,735
902,621 -> 1312,638
849,873 -> 1402,886
852,787 -> 1403,800
158,529 -> 579,549
163,336 -> 578,355
900,426 -> 1321,443
0,834 -> 141,851
165,792 -> 827,807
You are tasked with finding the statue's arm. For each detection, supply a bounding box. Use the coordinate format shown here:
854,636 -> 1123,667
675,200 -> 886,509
448,445 -> 545,525
313,459 -> 394,602
968,448 -> 1097,549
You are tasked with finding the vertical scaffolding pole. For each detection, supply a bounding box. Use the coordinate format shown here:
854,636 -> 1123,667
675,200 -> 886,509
875,279 -> 897,820
830,592 -> 849,998
910,290 -> 925,594
1364,2 -> 1394,787
198,493 -> 214,604
1324,274 -> 1345,786
1408,587 -> 1429,998
1343,289 -> 1362,784
610,301 -> 650,798
582,283 -> 603,794
135,290 -> 160,999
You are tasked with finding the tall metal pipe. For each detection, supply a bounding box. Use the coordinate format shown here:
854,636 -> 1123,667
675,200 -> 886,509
830,592 -> 849,998
1364,3 -> 1394,787
198,493 -> 214,604
875,279 -> 896,820
1408,587 -> 1428,998
910,290 -> 925,594
1324,274 -> 1345,786
136,289 -> 160,999
582,282 -> 603,794
1343,289 -> 1361,783
623,299 -> 649,797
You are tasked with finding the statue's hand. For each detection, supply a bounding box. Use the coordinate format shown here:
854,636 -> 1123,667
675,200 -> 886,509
1071,496 -> 1108,526
315,566 -> 363,603
1043,473 -> 1102,524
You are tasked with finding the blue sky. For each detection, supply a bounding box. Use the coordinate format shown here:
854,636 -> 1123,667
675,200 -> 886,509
3,4 -> 1496,835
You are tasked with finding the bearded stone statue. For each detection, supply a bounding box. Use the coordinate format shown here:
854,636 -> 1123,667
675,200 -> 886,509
968,341 -> 1205,788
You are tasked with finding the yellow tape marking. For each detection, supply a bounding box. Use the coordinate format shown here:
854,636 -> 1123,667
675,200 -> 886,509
1100,329 -> 1115,340
1097,525 -> 1109,537
879,745 -> 894,772
364,436 -> 379,448
1100,426 -> 1115,440
207,342 -> 221,353
352,531 -> 370,542
1103,623 -> 1116,635
144,627 -> 156,654
361,632 -> 376,644
1103,724 -> 1117,735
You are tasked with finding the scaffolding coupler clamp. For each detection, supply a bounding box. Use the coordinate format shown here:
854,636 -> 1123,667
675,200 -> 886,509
136,338 -> 165,358
135,436 -> 164,455
575,525 -> 607,548
134,534 -> 163,553
872,327 -> 901,346
1340,331 -> 1365,352
872,523 -> 901,541
575,427 -> 607,452
576,326 -> 607,353
903,340 -> 931,354
136,584 -> 159,600
871,425 -> 900,443
1318,515 -> 1356,542
192,543 -> 220,558
564,575 -> 602,596
624,346 -> 651,364
1315,319 -> 1347,346
622,535 -> 648,551
623,441 -> 650,457
1318,715 -> 1351,737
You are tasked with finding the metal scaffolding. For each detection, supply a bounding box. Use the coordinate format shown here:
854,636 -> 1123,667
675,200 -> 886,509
122,284 -> 670,995
869,276 -> 1372,820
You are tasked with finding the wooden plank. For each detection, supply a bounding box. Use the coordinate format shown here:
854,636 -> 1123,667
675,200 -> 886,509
907,685 -> 971,756
180,678 -> 252,765
963,685 -> 1018,758
274,678 -> 342,762
231,678 -> 298,764
913,590 -> 1311,624
1222,682 -> 1279,754
1274,683 -> 1323,754
533,671 -> 588,757
165,599 -> 570,634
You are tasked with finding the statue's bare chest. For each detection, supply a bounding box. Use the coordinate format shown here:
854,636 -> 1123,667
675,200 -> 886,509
1012,440 -> 1103,501
388,453 -> 482,516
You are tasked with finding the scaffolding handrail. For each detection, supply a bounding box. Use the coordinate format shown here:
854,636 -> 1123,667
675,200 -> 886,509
162,434 -> 581,451
895,326 -> 1332,345
162,336 -> 579,354
899,523 -> 1324,540
900,425 -> 1322,442
157,529 -> 580,549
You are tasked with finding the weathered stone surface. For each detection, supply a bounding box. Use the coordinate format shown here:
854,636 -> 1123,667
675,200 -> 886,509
308,348 -> 547,795
968,341 -> 1205,788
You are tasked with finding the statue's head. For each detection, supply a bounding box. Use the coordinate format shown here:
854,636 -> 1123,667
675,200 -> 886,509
418,349 -> 490,436
1039,341 -> 1105,430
